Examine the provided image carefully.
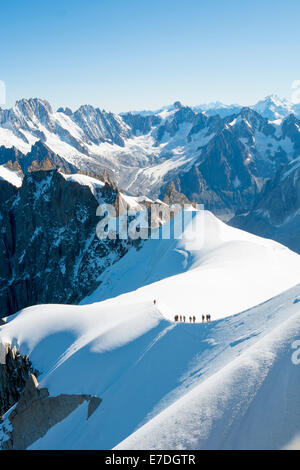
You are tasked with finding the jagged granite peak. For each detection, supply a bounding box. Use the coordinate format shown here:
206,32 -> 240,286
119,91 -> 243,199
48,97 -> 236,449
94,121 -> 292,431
0,140 -> 79,174
57,106 -> 73,116
15,98 -> 53,121
73,104 -> 132,146
281,114 -> 300,154
0,98 -> 54,135
234,107 -> 275,135
122,112 -> 162,136
2,160 -> 23,175
155,104 -> 202,142
173,100 -> 183,109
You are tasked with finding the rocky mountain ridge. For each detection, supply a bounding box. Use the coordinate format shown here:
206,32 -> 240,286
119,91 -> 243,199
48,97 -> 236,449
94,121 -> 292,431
1,98 -> 300,217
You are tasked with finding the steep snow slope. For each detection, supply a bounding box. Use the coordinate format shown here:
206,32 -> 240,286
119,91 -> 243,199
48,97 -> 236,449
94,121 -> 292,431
1,284 -> 300,450
1,212 -> 300,449
84,210 -> 300,320
116,289 -> 300,450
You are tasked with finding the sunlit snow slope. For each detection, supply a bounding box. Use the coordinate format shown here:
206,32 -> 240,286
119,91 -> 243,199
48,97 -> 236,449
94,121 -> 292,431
116,287 -> 300,450
83,210 -> 300,320
1,285 -> 300,450
1,211 -> 300,449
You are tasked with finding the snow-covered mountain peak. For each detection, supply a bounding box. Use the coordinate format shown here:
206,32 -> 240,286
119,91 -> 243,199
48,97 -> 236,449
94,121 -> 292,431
253,94 -> 294,121
15,97 -> 53,117
262,94 -> 288,105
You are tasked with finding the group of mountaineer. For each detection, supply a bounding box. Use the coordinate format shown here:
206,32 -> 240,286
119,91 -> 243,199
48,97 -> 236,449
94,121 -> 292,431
174,314 -> 212,324
153,300 -> 212,324
174,315 -> 196,323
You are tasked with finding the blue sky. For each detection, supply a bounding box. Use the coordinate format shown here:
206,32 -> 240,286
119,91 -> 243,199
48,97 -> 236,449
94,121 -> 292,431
0,0 -> 299,112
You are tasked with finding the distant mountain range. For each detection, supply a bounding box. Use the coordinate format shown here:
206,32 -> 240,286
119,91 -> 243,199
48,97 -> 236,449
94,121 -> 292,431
128,94 -> 300,120
0,95 -> 300,220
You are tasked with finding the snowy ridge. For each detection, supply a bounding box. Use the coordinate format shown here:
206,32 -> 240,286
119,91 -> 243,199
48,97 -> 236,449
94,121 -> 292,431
1,284 -> 300,450
1,211 -> 300,449
83,210 -> 300,319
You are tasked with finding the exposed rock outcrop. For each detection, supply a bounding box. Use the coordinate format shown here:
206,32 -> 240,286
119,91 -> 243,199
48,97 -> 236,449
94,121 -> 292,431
0,141 -> 79,175
1,373 -> 101,450
0,342 -> 37,417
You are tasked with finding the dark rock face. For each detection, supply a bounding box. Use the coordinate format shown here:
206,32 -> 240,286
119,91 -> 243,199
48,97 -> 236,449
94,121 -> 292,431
0,373 -> 102,450
0,342 -> 37,417
230,158 -> 300,253
161,181 -> 192,207
156,105 -> 206,143
281,114 -> 300,155
0,141 -> 79,175
57,107 -> 73,116
0,178 -> 18,205
163,134 -> 256,217
122,113 -> 162,136
0,169 -> 132,318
